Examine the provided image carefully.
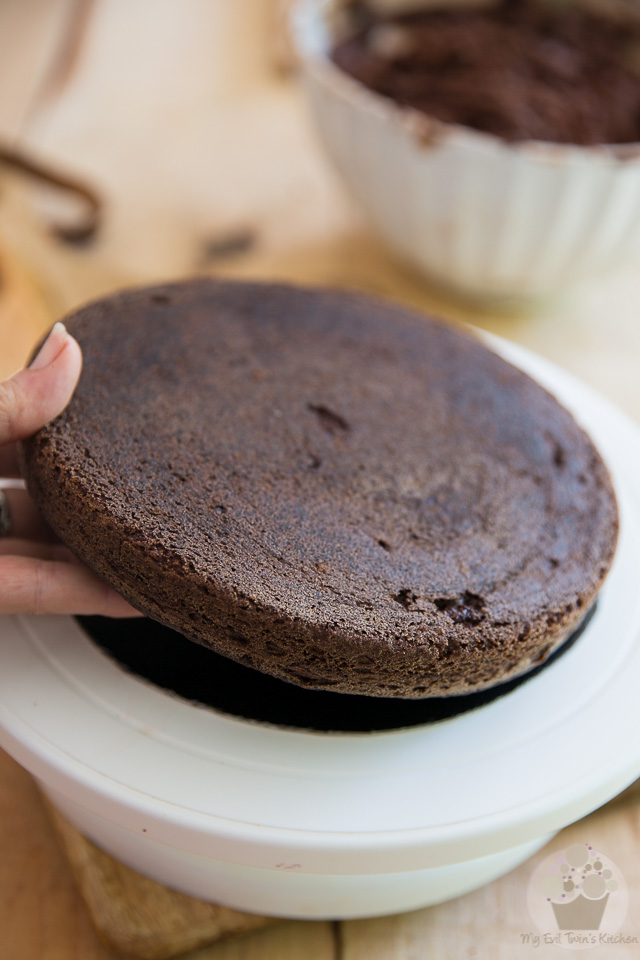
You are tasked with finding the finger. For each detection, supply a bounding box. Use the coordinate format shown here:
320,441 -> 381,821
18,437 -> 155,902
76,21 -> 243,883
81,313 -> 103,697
0,555 -> 143,618
0,322 -> 82,447
1,488 -> 58,541
0,538 -> 77,562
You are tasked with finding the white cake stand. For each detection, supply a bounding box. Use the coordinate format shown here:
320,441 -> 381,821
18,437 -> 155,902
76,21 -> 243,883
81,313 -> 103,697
0,336 -> 639,919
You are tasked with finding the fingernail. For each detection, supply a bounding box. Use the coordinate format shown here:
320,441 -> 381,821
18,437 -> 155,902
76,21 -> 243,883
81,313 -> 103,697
29,322 -> 69,370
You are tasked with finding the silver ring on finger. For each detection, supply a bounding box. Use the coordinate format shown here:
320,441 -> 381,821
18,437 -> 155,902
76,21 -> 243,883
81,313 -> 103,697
0,489 -> 12,537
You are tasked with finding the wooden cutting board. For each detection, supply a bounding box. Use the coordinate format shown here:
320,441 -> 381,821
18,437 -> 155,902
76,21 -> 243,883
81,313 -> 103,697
43,800 -> 276,960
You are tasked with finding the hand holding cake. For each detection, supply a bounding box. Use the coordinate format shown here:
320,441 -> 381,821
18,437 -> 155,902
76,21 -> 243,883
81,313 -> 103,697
0,322 -> 140,618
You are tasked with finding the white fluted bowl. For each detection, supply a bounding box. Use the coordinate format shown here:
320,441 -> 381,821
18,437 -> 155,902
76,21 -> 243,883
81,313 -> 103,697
293,0 -> 640,302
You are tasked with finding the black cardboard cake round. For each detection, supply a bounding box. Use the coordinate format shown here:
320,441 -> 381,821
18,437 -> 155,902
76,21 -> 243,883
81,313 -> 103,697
20,281 -> 618,699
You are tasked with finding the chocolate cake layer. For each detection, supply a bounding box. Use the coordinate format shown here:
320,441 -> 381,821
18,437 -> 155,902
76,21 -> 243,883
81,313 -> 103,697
332,0 -> 640,145
21,280 -> 618,698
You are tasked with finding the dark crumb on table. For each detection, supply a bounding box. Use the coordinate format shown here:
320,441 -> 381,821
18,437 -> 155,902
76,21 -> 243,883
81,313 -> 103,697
198,229 -> 257,263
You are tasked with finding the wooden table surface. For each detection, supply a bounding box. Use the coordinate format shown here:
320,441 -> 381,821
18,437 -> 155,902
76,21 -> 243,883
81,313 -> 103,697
1,2 -> 640,957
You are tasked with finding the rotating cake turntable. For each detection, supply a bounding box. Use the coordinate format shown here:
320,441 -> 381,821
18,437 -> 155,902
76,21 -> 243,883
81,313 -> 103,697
0,337 -> 640,920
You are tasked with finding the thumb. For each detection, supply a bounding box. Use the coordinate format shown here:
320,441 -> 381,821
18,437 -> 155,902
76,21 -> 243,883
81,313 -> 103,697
0,323 -> 82,446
